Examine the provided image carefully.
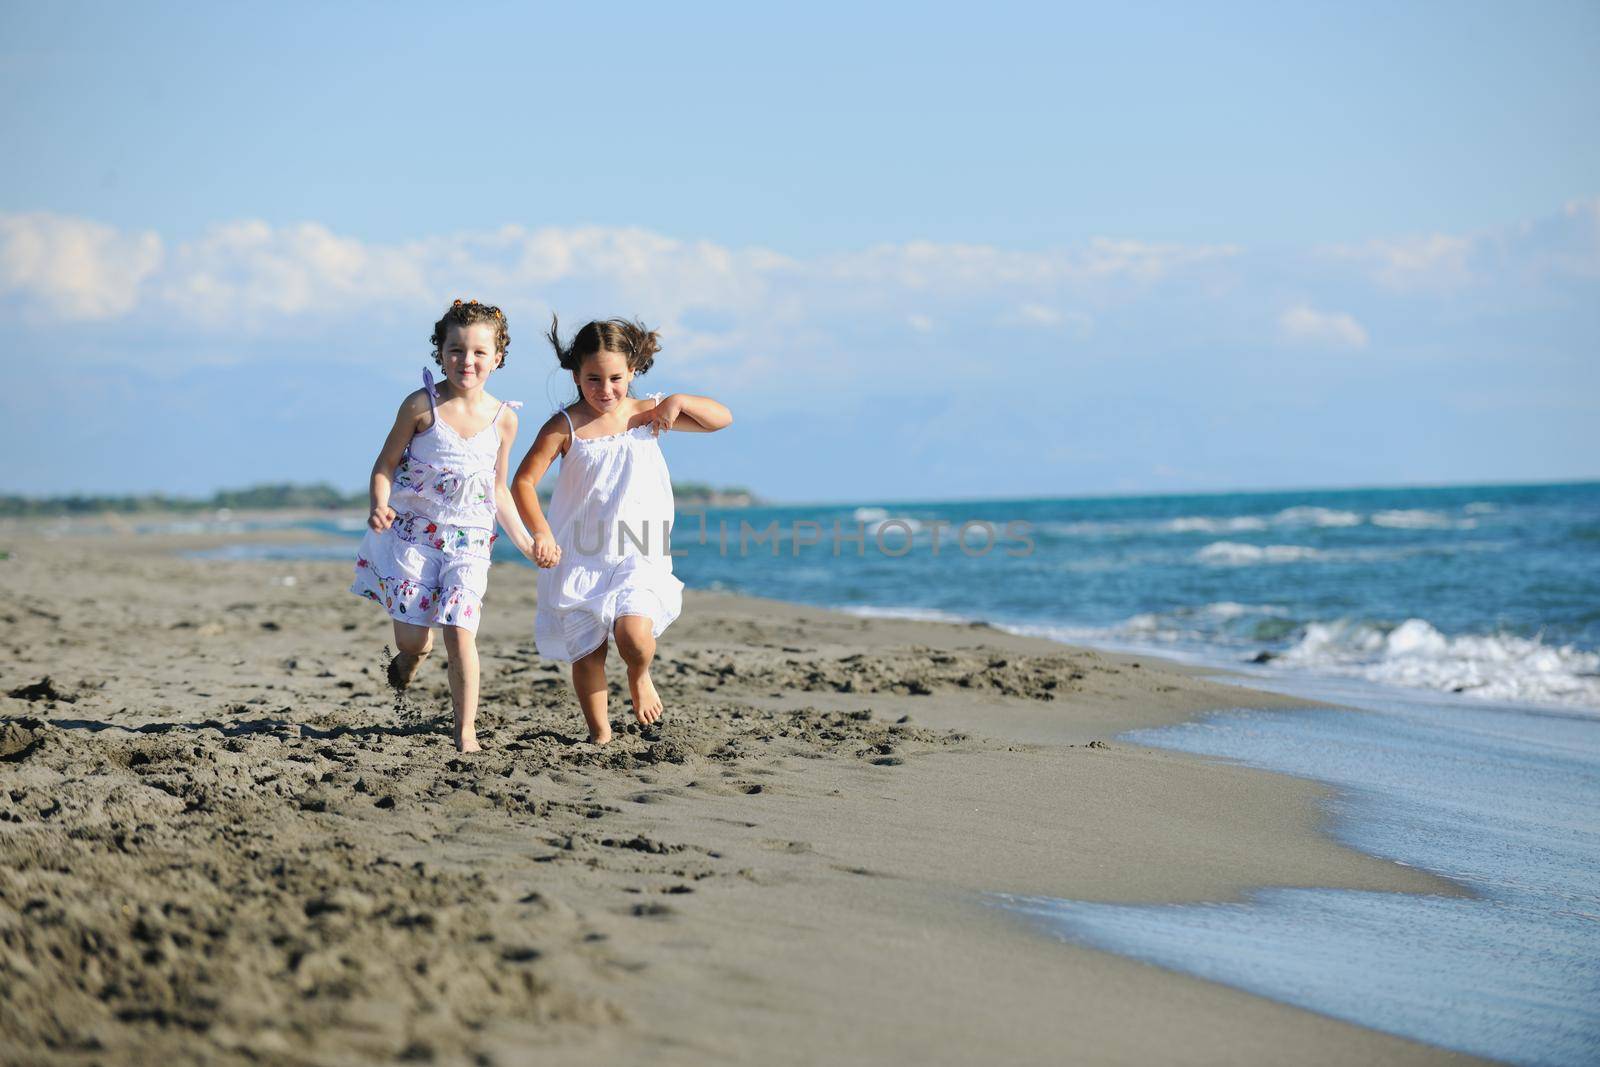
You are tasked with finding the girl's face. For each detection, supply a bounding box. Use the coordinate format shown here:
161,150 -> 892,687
440,322 -> 502,392
575,348 -> 633,414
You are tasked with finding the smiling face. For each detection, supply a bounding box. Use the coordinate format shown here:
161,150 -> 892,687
575,348 -> 633,415
439,322 -> 502,392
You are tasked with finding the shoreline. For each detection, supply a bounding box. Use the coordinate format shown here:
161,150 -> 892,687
1,532 -> 1480,1064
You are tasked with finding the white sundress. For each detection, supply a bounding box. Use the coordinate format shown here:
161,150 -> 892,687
534,394 -> 685,662
351,369 -> 520,632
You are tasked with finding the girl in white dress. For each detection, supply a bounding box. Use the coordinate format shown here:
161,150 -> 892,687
512,317 -> 733,744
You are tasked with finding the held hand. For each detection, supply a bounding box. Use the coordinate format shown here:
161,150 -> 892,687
369,505 -> 397,532
648,394 -> 684,437
528,532 -> 562,569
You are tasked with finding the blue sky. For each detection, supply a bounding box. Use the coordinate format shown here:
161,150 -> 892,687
2,1 -> 1597,502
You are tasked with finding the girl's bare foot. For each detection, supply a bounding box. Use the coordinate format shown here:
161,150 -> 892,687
387,649 -> 429,692
588,724 -> 614,745
629,671 -> 663,726
454,724 -> 481,753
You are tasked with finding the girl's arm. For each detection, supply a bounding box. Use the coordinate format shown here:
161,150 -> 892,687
367,391 -> 430,531
491,407 -> 537,560
510,414 -> 570,568
642,393 -> 733,435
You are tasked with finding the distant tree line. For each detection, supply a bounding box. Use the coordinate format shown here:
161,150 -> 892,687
0,483 -> 363,516
1,481 -> 757,517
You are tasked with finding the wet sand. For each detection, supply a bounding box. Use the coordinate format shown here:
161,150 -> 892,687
0,529 -> 1482,1064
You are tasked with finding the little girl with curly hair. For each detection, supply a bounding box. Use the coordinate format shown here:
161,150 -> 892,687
351,299 -> 540,753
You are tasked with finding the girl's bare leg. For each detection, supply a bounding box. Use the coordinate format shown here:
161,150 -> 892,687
614,615 -> 663,726
442,625 -> 480,753
389,621 -> 433,691
571,641 -> 611,743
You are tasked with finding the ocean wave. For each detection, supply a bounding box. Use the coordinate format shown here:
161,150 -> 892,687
1371,509 -> 1477,530
1162,515 -> 1271,533
1001,605 -> 1600,711
1270,506 -> 1363,528
846,508 -> 929,539
1029,502 -> 1513,541
838,604 -> 976,625
1119,602 -> 1296,641
1190,540 -> 1509,567
1030,520 -> 1137,537
1034,506 -> 1371,539
1122,601 -> 1290,629
1275,618 -> 1600,709
995,603 -> 1298,654
1195,542 -> 1327,565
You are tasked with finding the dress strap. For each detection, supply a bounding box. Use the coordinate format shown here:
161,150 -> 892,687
552,406 -> 575,462
421,368 -> 439,423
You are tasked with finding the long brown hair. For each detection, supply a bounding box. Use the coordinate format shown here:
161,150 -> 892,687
546,314 -> 660,375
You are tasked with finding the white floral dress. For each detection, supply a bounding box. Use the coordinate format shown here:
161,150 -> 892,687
351,370 -> 520,632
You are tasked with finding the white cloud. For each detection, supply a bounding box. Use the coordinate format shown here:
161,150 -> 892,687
9,205 -> 1597,386
161,220 -> 433,322
1078,237 -> 1241,282
1327,198 -> 1600,292
0,213 -> 163,319
0,215 -> 1238,372
1279,304 -> 1369,349
1534,196 -> 1600,280
1335,233 -> 1474,291
1012,303 -> 1063,327
998,303 -> 1094,334
825,238 -> 1238,294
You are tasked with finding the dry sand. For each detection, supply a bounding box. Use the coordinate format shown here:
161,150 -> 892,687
0,529 -> 1483,1065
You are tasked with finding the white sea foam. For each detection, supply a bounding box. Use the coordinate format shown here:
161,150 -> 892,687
1201,601 -> 1292,619
1161,515 -> 1271,533
844,507 -> 925,539
998,603 -> 1295,655
1037,520 -> 1139,536
1270,506 -> 1363,527
1371,509 -> 1476,530
1037,505 -> 1364,538
1122,601 -> 1291,635
1195,542 -> 1327,565
1275,618 -> 1600,710
1001,607 -> 1600,712
1190,540 -> 1506,567
838,604 -> 975,625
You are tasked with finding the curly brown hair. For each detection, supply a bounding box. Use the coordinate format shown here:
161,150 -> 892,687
430,299 -> 510,368
546,314 -> 660,377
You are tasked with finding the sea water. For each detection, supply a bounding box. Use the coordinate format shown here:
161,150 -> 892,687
657,480 -> 1600,713
998,675 -> 1600,1065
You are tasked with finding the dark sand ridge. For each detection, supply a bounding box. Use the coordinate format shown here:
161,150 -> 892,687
0,532 -> 1483,1065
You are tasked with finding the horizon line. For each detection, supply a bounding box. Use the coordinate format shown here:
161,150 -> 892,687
752,475 -> 1600,510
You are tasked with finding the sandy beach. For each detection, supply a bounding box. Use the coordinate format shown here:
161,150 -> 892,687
0,527 -> 1482,1065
